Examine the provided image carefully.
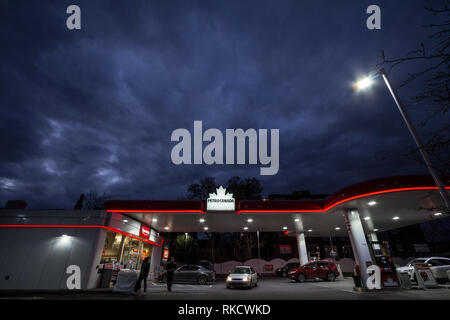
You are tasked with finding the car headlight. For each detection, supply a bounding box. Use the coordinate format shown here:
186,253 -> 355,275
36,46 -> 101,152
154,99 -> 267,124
243,276 -> 249,282
226,276 -> 232,282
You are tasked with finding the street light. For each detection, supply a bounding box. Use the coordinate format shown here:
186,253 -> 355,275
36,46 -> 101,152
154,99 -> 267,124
257,231 -> 261,276
355,68 -> 450,212
354,77 -> 374,91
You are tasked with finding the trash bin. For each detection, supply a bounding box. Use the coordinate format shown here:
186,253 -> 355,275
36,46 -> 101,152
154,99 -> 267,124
113,269 -> 139,294
352,275 -> 362,288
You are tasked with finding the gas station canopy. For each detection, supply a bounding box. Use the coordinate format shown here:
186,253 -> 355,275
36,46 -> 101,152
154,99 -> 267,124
105,175 -> 450,236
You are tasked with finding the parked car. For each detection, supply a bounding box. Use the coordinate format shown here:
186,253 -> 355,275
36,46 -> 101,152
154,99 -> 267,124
158,265 -> 215,285
275,262 -> 300,277
289,261 -> 339,282
226,266 -> 258,289
396,257 -> 450,284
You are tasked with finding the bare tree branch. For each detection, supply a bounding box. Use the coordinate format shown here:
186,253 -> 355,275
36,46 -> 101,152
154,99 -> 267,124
376,3 -> 449,176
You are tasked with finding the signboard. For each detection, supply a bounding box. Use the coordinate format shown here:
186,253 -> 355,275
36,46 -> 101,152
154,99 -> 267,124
149,228 -> 157,242
413,263 -> 438,289
279,245 -> 292,254
139,224 -> 150,239
207,186 -> 235,211
163,249 -> 169,259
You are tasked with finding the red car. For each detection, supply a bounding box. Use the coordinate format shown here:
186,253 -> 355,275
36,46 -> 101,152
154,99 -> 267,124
289,261 -> 339,282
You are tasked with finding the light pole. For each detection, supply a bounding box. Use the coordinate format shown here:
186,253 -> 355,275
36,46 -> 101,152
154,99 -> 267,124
257,231 -> 261,275
355,69 -> 450,212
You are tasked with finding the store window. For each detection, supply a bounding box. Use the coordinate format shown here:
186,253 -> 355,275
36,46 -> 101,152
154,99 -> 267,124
100,231 -> 153,270
101,232 -> 124,264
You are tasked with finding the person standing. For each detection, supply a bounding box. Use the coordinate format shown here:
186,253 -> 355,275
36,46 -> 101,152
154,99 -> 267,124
134,257 -> 150,293
166,257 -> 176,292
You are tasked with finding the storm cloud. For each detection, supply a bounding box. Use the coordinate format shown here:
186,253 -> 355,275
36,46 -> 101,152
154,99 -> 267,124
0,0 -> 442,208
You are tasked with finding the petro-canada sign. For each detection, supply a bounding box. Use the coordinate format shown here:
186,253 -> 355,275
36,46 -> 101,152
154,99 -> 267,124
207,186 -> 235,211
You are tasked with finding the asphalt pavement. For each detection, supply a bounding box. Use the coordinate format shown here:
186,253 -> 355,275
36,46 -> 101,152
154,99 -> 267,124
1,277 -> 450,300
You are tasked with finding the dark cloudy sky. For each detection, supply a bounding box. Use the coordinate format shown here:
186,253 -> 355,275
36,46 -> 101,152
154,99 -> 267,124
0,0 -> 445,208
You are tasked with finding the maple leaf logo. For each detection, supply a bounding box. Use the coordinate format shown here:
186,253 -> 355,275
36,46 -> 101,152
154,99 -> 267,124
208,186 -> 233,199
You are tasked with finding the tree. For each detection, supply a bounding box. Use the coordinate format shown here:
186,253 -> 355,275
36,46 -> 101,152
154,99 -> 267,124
186,176 -> 264,200
420,216 -> 450,254
226,176 -> 263,200
172,233 -> 200,263
75,191 -> 109,209
377,2 -> 449,177
73,193 -> 84,210
187,177 -> 217,200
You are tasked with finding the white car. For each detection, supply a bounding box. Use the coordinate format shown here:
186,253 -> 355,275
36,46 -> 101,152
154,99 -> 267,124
396,257 -> 450,284
226,266 -> 258,289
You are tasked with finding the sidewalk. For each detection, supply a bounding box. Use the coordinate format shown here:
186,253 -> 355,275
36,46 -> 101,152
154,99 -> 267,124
0,287 -> 113,296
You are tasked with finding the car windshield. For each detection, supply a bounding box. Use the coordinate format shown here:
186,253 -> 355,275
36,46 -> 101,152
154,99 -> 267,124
232,267 -> 250,274
408,258 -> 426,265
301,263 -> 314,267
